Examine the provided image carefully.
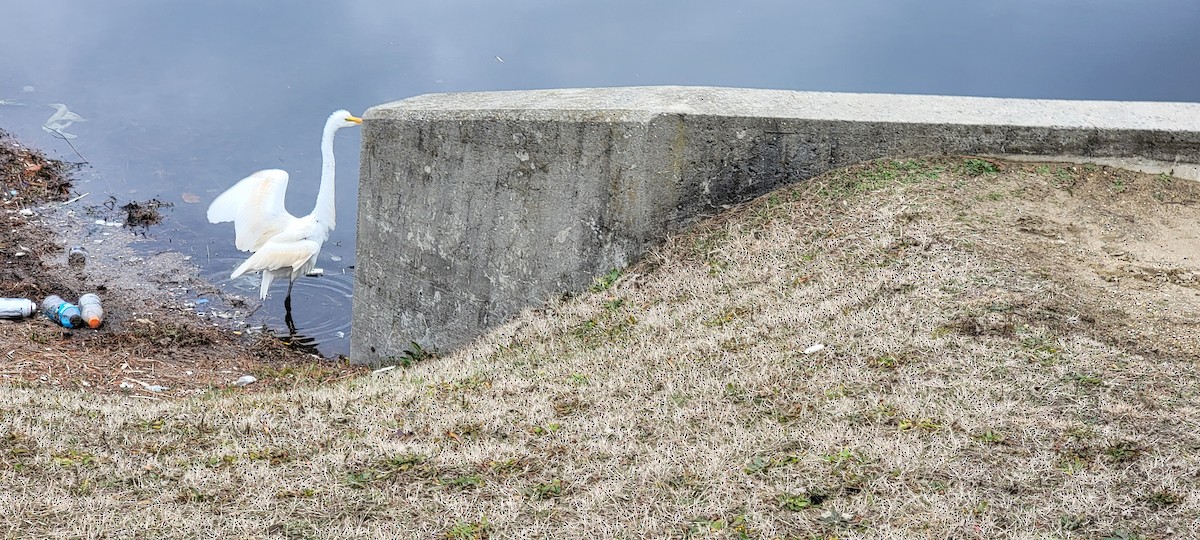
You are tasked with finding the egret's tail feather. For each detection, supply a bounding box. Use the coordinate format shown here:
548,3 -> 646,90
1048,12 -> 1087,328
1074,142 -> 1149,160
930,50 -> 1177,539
259,272 -> 273,299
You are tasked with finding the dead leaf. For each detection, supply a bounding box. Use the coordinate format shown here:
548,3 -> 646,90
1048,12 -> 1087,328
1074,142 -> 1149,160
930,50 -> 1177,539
181,192 -> 201,204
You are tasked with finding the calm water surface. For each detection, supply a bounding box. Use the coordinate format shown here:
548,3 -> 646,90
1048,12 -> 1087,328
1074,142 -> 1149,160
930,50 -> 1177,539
2,1 -> 1198,356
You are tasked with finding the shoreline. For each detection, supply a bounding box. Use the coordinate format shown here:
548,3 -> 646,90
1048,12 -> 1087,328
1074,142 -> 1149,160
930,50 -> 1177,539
0,132 -> 366,395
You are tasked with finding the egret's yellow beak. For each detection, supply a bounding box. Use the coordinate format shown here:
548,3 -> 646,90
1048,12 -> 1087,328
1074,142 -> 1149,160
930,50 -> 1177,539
347,115 -> 363,124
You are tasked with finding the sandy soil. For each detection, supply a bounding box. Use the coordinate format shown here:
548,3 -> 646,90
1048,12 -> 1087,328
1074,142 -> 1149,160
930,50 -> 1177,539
0,132 -> 366,395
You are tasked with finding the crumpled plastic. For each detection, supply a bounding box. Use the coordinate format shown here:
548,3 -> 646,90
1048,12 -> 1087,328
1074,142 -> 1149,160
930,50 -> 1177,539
42,103 -> 86,139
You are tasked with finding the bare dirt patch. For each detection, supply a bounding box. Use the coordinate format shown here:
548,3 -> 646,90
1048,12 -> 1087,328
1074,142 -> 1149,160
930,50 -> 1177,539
0,133 -> 365,395
1,153 -> 1198,539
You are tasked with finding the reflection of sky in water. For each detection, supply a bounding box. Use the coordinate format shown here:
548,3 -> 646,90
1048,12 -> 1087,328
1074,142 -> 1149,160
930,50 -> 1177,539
1,1 -> 1199,356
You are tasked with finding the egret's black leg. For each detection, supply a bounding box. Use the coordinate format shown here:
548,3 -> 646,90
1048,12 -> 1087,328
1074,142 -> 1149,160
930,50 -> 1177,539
284,280 -> 296,334
285,307 -> 297,335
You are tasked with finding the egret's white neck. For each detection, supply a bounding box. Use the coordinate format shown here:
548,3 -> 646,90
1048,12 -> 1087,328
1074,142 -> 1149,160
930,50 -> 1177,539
312,120 -> 339,229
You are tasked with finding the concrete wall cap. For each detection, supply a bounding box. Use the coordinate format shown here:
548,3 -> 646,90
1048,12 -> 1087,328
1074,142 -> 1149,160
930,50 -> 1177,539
365,86 -> 1200,132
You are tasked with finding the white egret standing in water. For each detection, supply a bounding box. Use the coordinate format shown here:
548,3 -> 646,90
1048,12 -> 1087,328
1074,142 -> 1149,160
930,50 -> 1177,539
207,110 -> 362,331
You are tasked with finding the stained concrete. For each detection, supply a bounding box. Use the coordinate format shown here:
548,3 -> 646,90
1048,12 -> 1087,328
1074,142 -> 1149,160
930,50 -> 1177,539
352,86 -> 1200,364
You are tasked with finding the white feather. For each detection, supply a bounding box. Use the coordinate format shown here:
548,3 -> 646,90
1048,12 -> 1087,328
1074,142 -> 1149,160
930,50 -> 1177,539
207,169 -> 293,252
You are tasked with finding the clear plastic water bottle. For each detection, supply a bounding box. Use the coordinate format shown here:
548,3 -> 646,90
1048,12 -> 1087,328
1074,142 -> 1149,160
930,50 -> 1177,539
0,298 -> 37,319
41,295 -> 83,328
79,293 -> 104,329
68,246 -> 88,266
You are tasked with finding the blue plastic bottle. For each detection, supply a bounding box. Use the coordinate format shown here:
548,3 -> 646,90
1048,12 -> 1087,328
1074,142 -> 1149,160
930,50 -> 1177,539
41,295 -> 83,328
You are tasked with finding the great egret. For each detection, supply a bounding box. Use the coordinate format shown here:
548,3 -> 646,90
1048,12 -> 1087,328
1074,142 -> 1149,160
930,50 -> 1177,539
207,110 -> 362,325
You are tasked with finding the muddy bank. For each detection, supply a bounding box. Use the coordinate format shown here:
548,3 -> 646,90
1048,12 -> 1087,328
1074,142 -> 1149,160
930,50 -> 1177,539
0,132 -> 365,395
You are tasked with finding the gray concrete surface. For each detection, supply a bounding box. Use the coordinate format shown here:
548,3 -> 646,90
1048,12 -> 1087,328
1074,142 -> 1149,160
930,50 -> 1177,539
352,86 -> 1200,364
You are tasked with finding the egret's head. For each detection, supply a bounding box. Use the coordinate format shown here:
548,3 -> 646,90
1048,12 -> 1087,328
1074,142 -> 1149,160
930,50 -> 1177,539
329,109 -> 363,129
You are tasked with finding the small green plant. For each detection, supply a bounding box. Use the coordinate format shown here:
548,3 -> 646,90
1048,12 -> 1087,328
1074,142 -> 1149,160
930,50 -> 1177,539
744,455 -> 771,475
743,454 -> 801,476
963,158 -> 999,176
1111,178 -> 1127,193
974,430 -> 1006,444
528,479 -> 563,500
1068,372 -> 1103,387
874,355 -> 898,369
685,514 -> 753,537
590,268 -> 622,292
1059,513 -> 1090,531
1056,451 -> 1089,475
442,474 -> 484,490
602,298 -> 624,311
345,453 -> 429,488
1145,489 -> 1182,509
778,492 -> 814,511
51,450 -> 97,468
399,341 -> 433,367
175,487 -> 213,503
703,306 -> 750,327
898,417 -> 942,432
1102,441 -> 1142,463
1021,333 -> 1062,365
821,448 -> 860,467
446,517 -> 489,540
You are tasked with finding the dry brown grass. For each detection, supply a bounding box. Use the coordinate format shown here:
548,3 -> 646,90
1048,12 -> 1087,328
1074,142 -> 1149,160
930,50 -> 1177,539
2,157 -> 1199,539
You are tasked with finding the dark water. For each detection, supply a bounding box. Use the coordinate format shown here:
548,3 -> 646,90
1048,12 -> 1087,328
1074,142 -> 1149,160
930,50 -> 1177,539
2,1 -> 1198,357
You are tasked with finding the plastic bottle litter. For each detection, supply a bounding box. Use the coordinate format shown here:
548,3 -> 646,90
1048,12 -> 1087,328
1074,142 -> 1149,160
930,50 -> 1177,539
78,293 -> 104,328
233,375 -> 257,387
68,246 -> 88,266
0,298 -> 37,319
41,295 -> 83,328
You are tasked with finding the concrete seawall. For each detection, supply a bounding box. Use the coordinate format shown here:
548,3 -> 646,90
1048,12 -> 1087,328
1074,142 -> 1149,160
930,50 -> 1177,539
352,86 -> 1200,364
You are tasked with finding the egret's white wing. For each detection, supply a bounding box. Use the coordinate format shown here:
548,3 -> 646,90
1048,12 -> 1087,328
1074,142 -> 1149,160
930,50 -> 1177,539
230,239 -> 321,279
207,169 -> 295,251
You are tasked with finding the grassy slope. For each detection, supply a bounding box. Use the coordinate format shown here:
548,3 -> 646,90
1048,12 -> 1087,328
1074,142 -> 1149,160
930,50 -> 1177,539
1,157 -> 1198,539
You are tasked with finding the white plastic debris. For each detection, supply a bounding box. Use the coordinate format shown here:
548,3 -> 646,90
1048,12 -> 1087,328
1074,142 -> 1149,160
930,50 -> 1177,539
42,103 -> 86,139
124,378 -> 168,393
802,343 -> 826,355
19,209 -> 33,216
371,365 -> 396,375
233,375 -> 257,387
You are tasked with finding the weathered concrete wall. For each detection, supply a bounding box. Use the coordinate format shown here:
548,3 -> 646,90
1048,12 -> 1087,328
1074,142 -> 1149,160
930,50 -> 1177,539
352,86 -> 1200,364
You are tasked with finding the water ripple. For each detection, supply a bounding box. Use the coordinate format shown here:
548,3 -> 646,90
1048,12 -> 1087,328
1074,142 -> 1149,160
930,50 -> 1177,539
200,262 -> 354,357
